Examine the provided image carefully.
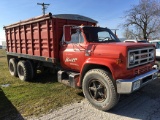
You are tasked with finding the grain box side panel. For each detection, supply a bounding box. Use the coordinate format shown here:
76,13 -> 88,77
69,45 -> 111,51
32,22 -> 40,56
39,20 -> 49,57
49,19 -> 54,58
25,24 -> 33,55
11,28 -> 15,52
15,27 -> 21,53
6,29 -> 11,52
19,26 -> 27,54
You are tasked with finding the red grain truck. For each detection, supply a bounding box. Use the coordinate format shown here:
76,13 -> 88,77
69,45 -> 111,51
4,13 -> 158,111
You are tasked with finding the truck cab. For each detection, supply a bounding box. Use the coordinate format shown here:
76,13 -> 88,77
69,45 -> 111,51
60,26 -> 120,72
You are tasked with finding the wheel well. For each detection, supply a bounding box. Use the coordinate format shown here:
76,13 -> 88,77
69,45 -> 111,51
80,64 -> 112,87
7,55 -> 18,66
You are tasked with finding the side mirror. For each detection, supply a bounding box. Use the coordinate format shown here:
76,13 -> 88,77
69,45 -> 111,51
64,26 -> 71,42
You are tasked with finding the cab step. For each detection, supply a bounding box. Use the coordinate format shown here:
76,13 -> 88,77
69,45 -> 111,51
57,70 -> 80,88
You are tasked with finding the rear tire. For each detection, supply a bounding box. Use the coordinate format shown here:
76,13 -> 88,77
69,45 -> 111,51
26,60 -> 36,79
82,69 -> 119,111
17,60 -> 32,81
9,58 -> 18,77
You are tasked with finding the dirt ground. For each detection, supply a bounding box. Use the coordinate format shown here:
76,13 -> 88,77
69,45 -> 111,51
27,78 -> 160,120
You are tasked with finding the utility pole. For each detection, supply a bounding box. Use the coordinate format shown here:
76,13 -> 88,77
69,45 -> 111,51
111,29 -> 119,36
37,3 -> 50,15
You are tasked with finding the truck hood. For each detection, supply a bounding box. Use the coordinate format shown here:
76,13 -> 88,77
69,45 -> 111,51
90,42 -> 154,59
99,42 -> 154,48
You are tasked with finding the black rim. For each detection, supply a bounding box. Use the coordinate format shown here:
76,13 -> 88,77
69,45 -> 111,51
18,65 -> 24,76
88,79 -> 107,102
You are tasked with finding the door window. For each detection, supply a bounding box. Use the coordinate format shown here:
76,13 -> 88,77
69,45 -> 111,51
67,29 -> 84,44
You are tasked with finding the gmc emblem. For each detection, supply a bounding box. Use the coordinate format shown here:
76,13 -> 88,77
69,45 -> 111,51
141,54 -> 147,58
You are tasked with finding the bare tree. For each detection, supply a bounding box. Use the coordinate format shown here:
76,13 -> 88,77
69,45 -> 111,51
123,0 -> 160,40
123,28 -> 134,39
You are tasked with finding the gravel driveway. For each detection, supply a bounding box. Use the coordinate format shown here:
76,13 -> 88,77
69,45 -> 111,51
28,79 -> 160,120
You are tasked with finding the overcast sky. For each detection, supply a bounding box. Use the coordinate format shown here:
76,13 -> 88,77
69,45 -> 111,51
0,0 -> 141,45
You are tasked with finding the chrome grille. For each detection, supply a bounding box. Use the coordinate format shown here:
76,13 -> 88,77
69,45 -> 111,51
128,47 -> 155,68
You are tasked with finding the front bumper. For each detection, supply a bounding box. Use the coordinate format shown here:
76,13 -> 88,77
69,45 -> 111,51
116,69 -> 158,94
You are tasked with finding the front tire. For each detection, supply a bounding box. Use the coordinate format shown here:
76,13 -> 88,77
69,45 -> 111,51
82,69 -> 119,111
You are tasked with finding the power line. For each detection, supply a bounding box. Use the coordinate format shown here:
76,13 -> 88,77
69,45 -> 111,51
37,3 -> 50,15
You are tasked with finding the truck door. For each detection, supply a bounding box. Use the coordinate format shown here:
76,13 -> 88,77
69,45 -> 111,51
60,28 -> 86,72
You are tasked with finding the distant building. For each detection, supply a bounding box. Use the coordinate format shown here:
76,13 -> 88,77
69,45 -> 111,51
2,41 -> 6,49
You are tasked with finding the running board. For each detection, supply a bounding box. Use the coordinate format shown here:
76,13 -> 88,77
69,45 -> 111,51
57,70 -> 80,88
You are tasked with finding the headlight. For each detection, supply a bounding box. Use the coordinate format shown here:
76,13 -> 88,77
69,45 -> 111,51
150,50 -> 154,59
129,53 -> 135,64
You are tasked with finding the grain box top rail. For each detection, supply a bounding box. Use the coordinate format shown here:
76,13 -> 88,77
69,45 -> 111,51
3,13 -> 97,29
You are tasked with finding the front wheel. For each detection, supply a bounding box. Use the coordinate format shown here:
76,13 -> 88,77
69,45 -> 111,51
82,69 -> 119,111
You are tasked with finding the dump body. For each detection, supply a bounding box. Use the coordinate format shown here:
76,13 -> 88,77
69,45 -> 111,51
4,13 -> 97,62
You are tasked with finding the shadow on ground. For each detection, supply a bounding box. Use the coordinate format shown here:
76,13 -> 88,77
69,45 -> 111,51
109,78 -> 160,120
31,70 -> 58,83
0,88 -> 24,120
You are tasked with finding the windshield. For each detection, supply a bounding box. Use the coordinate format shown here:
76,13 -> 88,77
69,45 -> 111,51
83,27 -> 120,43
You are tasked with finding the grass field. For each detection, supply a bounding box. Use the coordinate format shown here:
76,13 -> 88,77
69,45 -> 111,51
0,49 -> 83,119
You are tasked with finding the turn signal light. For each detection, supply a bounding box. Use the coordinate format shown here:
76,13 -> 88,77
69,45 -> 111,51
116,59 -> 122,64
